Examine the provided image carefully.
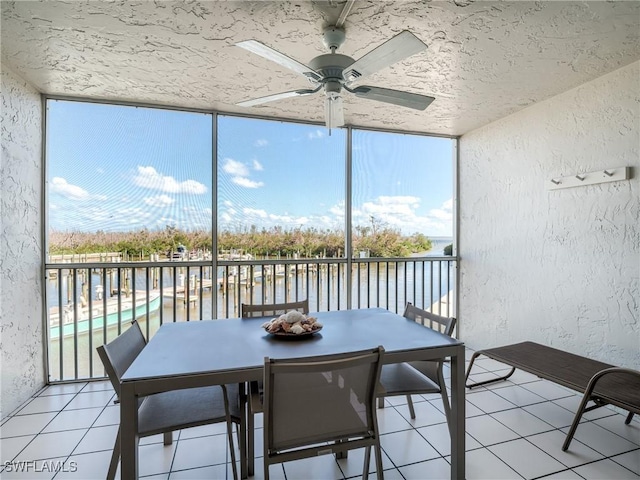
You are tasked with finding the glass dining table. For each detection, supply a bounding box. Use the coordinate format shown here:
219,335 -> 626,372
120,308 -> 465,479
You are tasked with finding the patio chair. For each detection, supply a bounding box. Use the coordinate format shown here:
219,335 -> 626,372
263,346 -> 386,480
97,320 -> 243,480
240,299 -> 309,318
377,303 -> 455,430
241,299 -> 310,475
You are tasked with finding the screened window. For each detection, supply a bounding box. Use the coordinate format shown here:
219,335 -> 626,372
46,100 -> 213,259
352,129 -> 454,257
217,115 -> 346,259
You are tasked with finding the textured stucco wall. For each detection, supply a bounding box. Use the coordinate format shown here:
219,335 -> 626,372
459,61 -> 640,367
1,66 -> 44,418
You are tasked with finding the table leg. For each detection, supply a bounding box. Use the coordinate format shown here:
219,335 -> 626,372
450,345 -> 466,480
120,382 -> 139,479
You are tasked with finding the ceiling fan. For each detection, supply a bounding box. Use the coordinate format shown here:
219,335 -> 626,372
235,26 -> 435,128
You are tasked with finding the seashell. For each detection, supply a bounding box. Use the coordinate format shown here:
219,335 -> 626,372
290,323 -> 305,334
312,321 -> 323,328
261,321 -> 272,328
285,310 -> 306,324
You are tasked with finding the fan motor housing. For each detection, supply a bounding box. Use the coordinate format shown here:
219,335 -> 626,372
308,54 -> 355,82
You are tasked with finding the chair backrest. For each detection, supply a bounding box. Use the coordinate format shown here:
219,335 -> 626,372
403,302 -> 456,337
241,299 -> 309,318
97,320 -> 146,399
263,346 -> 384,453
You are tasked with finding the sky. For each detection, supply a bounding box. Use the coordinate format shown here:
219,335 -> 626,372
47,100 -> 453,237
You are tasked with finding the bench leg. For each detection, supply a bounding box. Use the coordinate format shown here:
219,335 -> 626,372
465,351 -> 516,389
563,393 -> 590,451
625,412 -> 634,425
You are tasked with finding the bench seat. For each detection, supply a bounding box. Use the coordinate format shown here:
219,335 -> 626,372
465,341 -> 640,451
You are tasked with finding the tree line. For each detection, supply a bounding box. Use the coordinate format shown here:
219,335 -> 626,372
49,222 -> 434,259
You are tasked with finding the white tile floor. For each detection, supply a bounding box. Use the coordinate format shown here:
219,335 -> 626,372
1,349 -> 638,479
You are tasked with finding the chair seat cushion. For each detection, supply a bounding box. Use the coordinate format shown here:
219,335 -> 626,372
139,384 -> 240,436
379,363 -> 441,396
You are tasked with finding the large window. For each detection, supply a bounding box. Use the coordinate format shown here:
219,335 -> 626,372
352,129 -> 454,257
46,100 -> 213,259
217,116 -> 346,258
46,101 -> 453,260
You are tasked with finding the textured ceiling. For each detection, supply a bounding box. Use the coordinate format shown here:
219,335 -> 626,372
2,1 -> 639,136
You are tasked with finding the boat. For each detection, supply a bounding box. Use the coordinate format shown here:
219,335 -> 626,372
49,290 -> 162,339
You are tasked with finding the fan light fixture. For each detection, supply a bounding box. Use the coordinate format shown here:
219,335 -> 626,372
235,26 -> 435,129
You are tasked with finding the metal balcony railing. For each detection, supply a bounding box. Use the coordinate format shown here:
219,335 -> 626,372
45,256 -> 456,382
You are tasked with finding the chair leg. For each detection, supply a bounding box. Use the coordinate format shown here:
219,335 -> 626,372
220,385 -> 239,480
107,426 -> 121,480
263,459 -> 270,480
406,395 -> 416,419
374,442 -> 384,480
362,445 -> 371,479
163,431 -> 173,445
226,419 -> 239,480
437,368 -> 452,434
625,412 -> 634,425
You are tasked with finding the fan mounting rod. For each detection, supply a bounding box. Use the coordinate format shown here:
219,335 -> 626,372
323,26 -> 346,52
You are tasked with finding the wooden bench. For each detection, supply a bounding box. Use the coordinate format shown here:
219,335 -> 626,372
465,341 -> 640,451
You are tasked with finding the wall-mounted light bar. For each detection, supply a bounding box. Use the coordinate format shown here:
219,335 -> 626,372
548,167 -> 630,190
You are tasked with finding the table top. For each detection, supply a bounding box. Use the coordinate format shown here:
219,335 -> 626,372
122,308 -> 463,383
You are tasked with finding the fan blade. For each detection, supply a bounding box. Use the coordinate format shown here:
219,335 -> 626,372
237,88 -> 320,107
343,31 -> 427,82
325,96 -> 345,128
236,40 -> 321,82
349,85 -> 434,110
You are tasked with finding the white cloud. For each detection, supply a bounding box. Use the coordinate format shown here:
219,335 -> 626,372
143,194 -> 174,207
360,196 -> 421,219
222,158 -> 249,176
350,195 -> 452,236
222,159 -> 263,188
307,129 -> 325,140
232,176 -> 264,188
49,178 -> 107,203
132,166 -> 207,194
243,207 -> 268,218
328,202 -> 345,217
50,177 -> 90,200
270,214 -> 310,225
254,139 -> 268,147
428,198 -> 453,222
